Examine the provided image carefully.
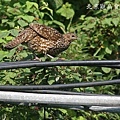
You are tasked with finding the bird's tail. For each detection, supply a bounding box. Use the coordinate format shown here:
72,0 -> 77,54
5,28 -> 37,48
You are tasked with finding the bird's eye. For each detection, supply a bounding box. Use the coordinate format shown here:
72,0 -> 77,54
72,34 -> 75,37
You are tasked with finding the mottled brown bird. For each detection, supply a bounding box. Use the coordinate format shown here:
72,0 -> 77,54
5,23 -> 77,57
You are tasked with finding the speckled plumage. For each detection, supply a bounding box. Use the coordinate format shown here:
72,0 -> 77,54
5,23 -> 77,56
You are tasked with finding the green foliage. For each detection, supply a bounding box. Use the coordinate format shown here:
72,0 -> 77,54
56,2 -> 75,19
0,0 -> 120,119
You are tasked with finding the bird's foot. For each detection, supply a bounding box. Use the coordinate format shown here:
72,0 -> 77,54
56,58 -> 66,61
33,56 -> 42,61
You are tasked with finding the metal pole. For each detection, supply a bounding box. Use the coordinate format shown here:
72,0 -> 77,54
0,91 -> 120,106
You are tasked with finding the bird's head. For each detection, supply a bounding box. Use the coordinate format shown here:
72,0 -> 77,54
63,33 -> 77,42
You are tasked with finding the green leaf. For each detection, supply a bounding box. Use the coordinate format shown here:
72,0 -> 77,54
5,36 -> 13,42
4,73 -> 16,84
0,31 -> 9,38
13,2 -> 22,8
0,38 -> 6,43
7,6 -> 21,15
102,18 -> 112,26
80,15 -> 85,20
52,20 -> 65,31
116,69 -> 120,75
115,0 -> 120,3
89,0 -> 99,5
57,2 -> 74,19
67,109 -> 76,117
116,41 -> 120,45
59,109 -> 67,114
76,116 -> 86,120
10,29 -> 19,36
41,2 -> 53,16
17,19 -> 28,27
107,3 -> 113,10
4,0 -> 11,2
105,47 -> 112,54
7,48 -> 16,58
2,19 -> 8,24
0,51 -> 8,61
48,79 -> 54,85
26,1 -> 38,9
19,51 -> 28,58
102,67 -> 111,73
52,20 -> 65,28
86,22 -> 96,29
53,0 -> 63,9
7,22 -> 15,28
21,16 -> 35,23
112,18 -> 119,26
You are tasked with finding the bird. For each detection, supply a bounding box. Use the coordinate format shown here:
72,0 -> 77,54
5,23 -> 77,58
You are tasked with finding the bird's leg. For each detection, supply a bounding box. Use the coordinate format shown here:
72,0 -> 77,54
34,56 -> 42,61
44,53 -> 59,61
46,54 -> 54,59
33,52 -> 42,61
46,54 -> 63,61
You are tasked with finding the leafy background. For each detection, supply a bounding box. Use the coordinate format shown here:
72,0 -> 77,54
0,0 -> 120,119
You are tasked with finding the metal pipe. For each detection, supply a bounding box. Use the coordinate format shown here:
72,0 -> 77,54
0,91 -> 120,106
1,60 -> 120,70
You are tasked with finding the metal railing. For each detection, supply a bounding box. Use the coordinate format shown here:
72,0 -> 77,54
0,60 -> 120,112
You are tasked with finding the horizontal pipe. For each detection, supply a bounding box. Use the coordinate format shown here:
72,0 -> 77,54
47,104 -> 120,112
1,60 -> 120,70
90,106 -> 120,112
0,91 -> 120,106
0,79 -> 120,90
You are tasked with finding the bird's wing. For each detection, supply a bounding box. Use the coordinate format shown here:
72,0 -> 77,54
5,28 -> 37,48
28,35 -> 56,54
29,23 -> 63,41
